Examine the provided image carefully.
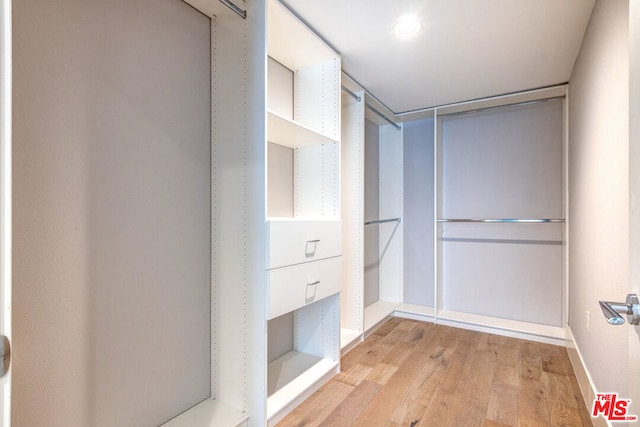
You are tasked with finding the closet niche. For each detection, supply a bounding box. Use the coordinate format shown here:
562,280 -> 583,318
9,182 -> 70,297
362,116 -> 404,331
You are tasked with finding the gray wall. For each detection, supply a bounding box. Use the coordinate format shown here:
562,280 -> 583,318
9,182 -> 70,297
568,0 -> 629,394
13,0 -> 212,425
402,118 -> 435,307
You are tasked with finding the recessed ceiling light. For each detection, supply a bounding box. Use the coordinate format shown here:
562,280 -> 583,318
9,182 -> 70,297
394,15 -> 423,39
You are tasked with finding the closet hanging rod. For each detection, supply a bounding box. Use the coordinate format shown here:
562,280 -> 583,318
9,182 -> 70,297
437,218 -> 565,224
364,218 -> 402,225
218,0 -> 246,18
341,86 -> 362,102
365,104 -> 402,131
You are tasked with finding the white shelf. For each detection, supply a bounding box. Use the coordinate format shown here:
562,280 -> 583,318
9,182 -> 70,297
267,352 -> 339,420
161,399 -> 248,427
268,111 -> 337,149
340,328 -> 362,351
266,216 -> 341,222
181,0 -> 242,19
364,300 -> 399,333
436,309 -> 566,345
395,304 -> 436,322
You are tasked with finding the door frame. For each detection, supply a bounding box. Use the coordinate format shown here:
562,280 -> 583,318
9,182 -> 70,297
0,0 -> 12,424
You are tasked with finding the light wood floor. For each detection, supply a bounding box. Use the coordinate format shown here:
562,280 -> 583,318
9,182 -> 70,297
277,318 -> 592,427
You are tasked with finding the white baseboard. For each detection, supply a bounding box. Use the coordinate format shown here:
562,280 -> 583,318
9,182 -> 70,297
565,326 -> 609,427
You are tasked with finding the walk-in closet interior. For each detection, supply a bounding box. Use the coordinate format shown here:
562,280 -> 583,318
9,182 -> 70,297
14,0 -> 636,426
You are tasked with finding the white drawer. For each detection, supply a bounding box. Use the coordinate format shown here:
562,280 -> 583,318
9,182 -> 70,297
267,220 -> 341,269
267,256 -> 341,319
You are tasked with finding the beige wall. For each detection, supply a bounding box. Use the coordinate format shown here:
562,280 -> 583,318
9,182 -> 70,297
568,0 -> 629,394
12,0 -> 212,425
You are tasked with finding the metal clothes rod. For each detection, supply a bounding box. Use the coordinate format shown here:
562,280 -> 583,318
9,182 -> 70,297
437,218 -> 565,223
218,0 -> 246,19
341,86 -> 362,102
364,218 -> 402,225
365,104 -> 402,131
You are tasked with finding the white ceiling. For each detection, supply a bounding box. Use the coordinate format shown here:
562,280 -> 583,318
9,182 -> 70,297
282,0 -> 595,114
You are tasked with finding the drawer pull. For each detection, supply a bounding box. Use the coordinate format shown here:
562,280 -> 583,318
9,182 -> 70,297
305,239 -> 320,257
305,280 -> 319,302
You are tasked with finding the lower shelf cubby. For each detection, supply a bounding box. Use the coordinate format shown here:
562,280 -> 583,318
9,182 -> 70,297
266,293 -> 341,425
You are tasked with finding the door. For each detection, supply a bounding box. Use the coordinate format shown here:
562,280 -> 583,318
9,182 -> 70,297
0,0 -> 11,424
631,0 -> 640,420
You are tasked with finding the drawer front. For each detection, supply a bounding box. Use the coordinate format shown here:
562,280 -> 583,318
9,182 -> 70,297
267,220 -> 341,269
268,257 -> 341,319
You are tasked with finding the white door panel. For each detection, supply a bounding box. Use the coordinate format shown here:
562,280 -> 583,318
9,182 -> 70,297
630,0 -> 640,418
0,0 -> 11,424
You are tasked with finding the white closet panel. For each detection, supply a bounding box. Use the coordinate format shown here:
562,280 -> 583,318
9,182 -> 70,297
294,143 -> 340,218
340,88 -> 365,349
294,61 -> 341,141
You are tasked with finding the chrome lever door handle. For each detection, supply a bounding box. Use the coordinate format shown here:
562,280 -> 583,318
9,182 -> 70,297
599,294 -> 640,325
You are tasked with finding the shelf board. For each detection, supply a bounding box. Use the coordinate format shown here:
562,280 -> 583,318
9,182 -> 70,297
436,309 -> 566,345
268,111 -> 336,149
161,399 -> 247,427
395,304 -> 436,321
181,0 -> 242,19
267,351 -> 338,421
266,216 -> 341,222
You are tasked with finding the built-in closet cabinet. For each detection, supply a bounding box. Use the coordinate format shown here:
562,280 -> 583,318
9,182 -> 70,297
434,88 -> 567,342
339,83 -> 568,350
167,1 -> 341,426
340,81 -> 407,338
265,0 -> 341,423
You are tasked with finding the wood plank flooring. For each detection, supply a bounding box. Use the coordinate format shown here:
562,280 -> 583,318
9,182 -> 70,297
277,318 -> 592,427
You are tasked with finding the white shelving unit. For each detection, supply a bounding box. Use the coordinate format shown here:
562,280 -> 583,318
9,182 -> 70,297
164,1 -> 266,426
264,0 -> 342,424
166,1 -> 341,426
